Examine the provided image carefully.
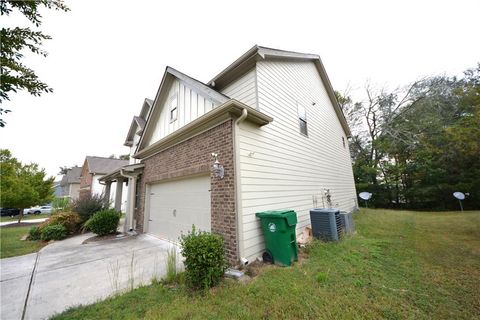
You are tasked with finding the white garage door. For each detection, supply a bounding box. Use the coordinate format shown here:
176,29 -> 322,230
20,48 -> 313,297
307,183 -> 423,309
147,175 -> 211,242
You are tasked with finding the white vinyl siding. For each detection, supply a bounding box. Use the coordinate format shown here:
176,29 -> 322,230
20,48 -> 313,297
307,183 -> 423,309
220,68 -> 257,109
238,60 -> 357,260
146,79 -> 219,146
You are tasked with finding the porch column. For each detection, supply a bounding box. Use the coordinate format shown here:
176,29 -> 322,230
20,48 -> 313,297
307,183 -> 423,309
124,176 -> 137,232
114,178 -> 124,211
104,181 -> 112,203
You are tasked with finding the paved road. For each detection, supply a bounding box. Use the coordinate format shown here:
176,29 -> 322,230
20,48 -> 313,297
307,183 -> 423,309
0,233 -> 178,320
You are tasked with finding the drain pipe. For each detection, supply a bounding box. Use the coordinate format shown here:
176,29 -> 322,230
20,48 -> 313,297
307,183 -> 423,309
234,108 -> 248,264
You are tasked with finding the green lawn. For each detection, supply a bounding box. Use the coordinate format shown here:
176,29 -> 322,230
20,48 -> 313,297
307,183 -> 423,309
0,213 -> 50,222
0,225 -> 47,258
52,209 -> 480,320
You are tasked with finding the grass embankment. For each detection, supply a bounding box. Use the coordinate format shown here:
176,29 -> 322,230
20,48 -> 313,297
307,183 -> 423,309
0,225 -> 47,258
53,209 -> 480,319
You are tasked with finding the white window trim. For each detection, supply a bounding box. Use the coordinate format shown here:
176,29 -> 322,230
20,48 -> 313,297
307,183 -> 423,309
169,93 -> 178,123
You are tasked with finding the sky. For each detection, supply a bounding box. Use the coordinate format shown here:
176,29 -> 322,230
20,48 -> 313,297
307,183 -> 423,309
2,0 -> 479,179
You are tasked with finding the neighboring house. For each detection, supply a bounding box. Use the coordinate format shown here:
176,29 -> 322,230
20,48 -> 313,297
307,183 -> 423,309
53,181 -> 63,198
79,156 -> 128,211
59,166 -> 81,200
104,45 -> 357,265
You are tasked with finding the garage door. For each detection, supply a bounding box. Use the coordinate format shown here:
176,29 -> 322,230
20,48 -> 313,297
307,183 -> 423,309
147,175 -> 211,242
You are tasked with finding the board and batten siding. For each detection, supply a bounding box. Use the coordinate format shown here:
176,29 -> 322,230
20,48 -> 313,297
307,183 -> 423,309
220,68 -> 257,109
146,79 -> 219,146
238,59 -> 357,260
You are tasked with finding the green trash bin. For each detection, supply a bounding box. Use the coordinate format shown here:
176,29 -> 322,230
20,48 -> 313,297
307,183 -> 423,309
255,210 -> 298,266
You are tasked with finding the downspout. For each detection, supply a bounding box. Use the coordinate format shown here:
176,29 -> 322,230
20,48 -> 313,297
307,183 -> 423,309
234,108 -> 248,264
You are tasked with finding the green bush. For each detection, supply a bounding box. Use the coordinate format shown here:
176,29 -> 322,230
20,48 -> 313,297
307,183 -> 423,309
27,226 -> 42,240
47,211 -> 81,234
84,209 -> 121,236
179,226 -> 227,290
72,194 -> 110,223
41,224 -> 67,241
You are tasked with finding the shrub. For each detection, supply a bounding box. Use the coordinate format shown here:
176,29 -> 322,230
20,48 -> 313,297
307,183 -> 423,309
72,193 -> 110,222
41,224 -> 67,241
179,226 -> 227,290
47,211 -> 81,234
28,226 -> 42,240
84,209 -> 121,236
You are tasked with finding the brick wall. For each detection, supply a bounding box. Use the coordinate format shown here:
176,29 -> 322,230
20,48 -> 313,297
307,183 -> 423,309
135,120 -> 238,263
79,159 -> 92,199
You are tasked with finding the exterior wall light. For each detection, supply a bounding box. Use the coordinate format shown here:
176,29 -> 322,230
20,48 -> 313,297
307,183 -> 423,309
211,153 -> 224,179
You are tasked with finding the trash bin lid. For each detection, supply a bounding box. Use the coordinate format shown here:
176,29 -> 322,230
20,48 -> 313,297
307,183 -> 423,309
255,210 -> 297,226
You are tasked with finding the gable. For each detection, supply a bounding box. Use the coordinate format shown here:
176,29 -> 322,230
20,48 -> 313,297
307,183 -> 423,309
140,68 -> 229,149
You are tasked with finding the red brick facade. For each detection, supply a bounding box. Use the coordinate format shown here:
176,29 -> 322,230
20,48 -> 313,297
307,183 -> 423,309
135,120 -> 238,263
79,159 -> 93,199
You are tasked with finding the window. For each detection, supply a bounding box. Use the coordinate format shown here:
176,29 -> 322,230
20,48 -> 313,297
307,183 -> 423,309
297,103 -> 308,136
169,95 -> 178,122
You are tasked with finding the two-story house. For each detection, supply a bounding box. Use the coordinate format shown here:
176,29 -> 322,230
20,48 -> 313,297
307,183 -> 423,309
105,45 -> 357,265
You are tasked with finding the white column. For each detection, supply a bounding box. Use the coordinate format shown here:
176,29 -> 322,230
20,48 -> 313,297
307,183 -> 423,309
104,182 -> 112,203
114,178 -> 124,211
124,176 -> 137,232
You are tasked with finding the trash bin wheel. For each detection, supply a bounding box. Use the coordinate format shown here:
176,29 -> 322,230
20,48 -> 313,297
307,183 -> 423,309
262,251 -> 273,264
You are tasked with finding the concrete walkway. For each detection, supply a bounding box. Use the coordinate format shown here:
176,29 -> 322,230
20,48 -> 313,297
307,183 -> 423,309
0,218 -> 47,227
0,233 -> 179,320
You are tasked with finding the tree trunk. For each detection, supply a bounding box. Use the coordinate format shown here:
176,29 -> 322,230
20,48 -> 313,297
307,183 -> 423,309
17,208 -> 25,224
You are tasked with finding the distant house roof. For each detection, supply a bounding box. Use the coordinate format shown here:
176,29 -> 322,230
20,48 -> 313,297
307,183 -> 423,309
85,156 -> 128,175
60,166 -> 81,186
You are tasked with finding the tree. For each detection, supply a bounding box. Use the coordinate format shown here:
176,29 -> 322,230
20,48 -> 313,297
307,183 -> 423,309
0,0 -> 69,126
58,166 -> 72,175
0,149 -> 54,223
344,65 -> 480,210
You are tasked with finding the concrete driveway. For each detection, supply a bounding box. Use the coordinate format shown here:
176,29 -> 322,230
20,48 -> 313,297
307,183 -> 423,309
0,233 -> 179,320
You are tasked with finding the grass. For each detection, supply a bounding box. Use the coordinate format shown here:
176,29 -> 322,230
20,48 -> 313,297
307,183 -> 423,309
0,226 -> 47,258
0,213 -> 50,222
52,209 -> 480,319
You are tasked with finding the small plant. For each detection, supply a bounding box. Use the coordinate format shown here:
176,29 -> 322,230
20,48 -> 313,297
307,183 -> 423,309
51,197 -> 71,213
41,224 -> 67,241
47,211 -> 81,234
315,272 -> 329,283
164,247 -> 177,284
107,260 -> 121,294
27,226 -> 42,240
180,226 -> 227,290
84,209 -> 121,236
72,193 -> 110,223
128,252 -> 136,291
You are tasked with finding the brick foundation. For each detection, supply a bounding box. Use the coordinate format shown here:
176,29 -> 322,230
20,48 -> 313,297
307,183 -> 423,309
135,120 -> 237,263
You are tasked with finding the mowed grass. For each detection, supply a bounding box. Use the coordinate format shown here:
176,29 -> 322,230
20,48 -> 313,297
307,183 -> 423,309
0,213 -> 50,222
52,209 -> 480,320
0,226 -> 47,258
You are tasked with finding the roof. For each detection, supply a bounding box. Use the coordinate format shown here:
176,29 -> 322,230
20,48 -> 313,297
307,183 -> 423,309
85,156 -> 129,175
124,98 -> 153,147
208,45 -> 351,137
60,166 -> 81,186
135,99 -> 272,159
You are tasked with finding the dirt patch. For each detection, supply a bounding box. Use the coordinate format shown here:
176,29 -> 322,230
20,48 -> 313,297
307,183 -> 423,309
82,232 -> 128,244
0,222 -> 41,228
